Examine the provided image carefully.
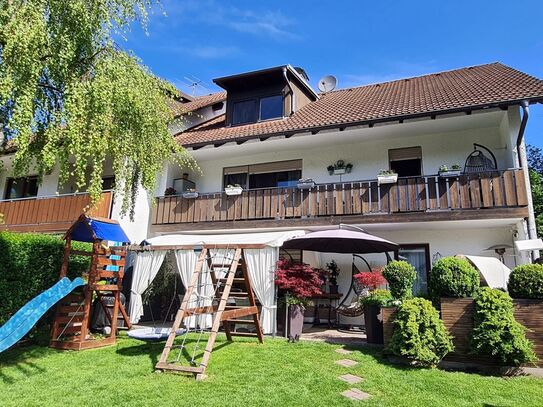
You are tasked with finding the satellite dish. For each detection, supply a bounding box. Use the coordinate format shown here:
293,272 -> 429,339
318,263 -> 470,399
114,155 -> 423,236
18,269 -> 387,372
318,75 -> 337,92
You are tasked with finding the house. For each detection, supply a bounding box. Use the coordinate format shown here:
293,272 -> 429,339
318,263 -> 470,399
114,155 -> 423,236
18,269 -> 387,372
1,62 -> 542,302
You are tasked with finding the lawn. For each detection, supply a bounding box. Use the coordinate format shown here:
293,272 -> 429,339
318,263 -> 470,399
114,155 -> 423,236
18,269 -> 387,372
1,334 -> 542,407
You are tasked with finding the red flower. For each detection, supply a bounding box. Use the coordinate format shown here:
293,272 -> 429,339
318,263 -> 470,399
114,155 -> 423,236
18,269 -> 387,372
275,259 -> 323,301
354,269 -> 386,290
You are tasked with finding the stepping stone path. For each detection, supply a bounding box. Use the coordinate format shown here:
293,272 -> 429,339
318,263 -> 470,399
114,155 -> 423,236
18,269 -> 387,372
335,359 -> 358,367
341,388 -> 371,401
338,374 -> 363,384
335,348 -> 353,355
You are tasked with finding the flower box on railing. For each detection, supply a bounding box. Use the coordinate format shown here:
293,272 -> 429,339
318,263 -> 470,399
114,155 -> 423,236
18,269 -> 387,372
377,173 -> 398,185
182,191 -> 199,199
439,170 -> 462,178
224,186 -> 243,196
297,179 -> 316,190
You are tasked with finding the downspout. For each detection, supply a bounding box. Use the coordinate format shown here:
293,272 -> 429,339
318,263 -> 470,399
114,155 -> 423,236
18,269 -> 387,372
282,67 -> 294,116
516,101 -> 539,261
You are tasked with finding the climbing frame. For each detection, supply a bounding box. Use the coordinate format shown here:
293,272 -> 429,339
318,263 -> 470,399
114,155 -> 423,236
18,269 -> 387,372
155,245 -> 264,380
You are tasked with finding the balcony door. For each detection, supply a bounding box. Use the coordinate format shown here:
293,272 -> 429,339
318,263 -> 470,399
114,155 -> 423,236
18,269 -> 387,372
398,244 -> 430,295
223,159 -> 302,189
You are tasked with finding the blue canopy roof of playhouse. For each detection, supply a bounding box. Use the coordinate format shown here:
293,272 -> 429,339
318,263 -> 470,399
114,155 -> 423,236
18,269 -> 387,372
68,216 -> 130,243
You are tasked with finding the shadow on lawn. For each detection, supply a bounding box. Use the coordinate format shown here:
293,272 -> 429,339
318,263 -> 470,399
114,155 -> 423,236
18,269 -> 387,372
0,346 -> 50,384
116,339 -> 231,370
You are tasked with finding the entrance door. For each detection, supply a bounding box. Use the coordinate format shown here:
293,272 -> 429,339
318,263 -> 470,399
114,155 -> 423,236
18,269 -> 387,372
399,244 -> 430,295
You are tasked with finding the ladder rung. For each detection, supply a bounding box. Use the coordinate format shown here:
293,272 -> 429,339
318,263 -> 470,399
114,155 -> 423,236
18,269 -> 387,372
217,278 -> 245,283
155,362 -> 204,374
225,319 -> 257,324
229,332 -> 259,338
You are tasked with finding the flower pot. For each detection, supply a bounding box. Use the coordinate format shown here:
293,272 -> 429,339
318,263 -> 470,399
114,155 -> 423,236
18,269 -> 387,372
225,187 -> 243,196
333,168 -> 346,175
439,170 -> 461,178
182,192 -> 199,199
364,304 -> 384,344
377,174 -> 398,185
297,181 -> 315,190
288,304 -> 305,342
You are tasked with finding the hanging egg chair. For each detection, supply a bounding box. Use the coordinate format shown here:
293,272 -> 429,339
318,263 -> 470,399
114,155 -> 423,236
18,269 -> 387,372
463,143 -> 498,173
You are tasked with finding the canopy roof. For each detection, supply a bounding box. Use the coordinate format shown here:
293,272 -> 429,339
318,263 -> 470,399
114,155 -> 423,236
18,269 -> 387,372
458,255 -> 511,289
66,215 -> 130,244
143,230 -> 306,249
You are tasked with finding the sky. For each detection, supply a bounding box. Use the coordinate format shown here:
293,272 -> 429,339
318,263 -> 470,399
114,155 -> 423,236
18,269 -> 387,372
121,0 -> 543,149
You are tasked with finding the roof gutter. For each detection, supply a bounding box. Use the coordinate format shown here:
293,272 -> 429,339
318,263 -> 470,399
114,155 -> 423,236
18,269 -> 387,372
516,101 -> 539,261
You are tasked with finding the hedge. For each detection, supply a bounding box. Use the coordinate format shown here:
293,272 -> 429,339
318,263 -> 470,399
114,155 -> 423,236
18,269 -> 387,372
382,260 -> 417,300
507,264 -> 543,299
428,257 -> 479,300
0,232 -> 91,326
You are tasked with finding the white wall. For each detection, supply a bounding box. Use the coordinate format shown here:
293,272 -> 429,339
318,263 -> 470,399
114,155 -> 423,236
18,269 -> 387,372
163,110 -> 516,194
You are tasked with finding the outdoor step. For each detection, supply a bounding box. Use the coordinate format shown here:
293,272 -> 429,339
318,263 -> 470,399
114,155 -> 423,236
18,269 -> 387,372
341,388 -> 371,401
338,374 -> 363,384
335,359 -> 358,367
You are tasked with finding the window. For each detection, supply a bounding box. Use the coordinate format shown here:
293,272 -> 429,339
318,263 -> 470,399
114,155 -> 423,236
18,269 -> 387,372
4,176 -> 39,199
398,244 -> 430,295
279,249 -> 303,264
259,95 -> 283,120
389,146 -> 423,177
231,95 -> 284,125
232,100 -> 257,125
223,160 -> 302,189
102,176 -> 115,190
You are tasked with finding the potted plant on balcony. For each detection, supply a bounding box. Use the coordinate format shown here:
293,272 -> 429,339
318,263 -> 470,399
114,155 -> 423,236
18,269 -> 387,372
164,187 -> 177,196
377,169 -> 398,185
355,269 -> 389,344
182,188 -> 199,199
275,259 -> 323,342
224,184 -> 243,196
438,164 -> 462,178
297,178 -> 316,190
326,260 -> 340,294
327,160 -> 354,176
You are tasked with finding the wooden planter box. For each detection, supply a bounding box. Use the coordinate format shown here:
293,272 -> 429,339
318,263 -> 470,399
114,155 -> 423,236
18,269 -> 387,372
440,297 -> 543,366
381,306 -> 397,348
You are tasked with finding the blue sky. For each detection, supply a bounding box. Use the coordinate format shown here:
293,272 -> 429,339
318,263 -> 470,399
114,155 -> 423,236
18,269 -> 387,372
122,0 -> 543,148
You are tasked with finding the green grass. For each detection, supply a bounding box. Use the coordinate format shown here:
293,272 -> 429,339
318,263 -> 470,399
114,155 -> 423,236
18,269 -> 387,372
1,334 -> 542,406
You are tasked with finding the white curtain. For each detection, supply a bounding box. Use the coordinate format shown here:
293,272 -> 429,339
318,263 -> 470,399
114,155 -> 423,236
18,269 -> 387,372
129,250 -> 167,324
244,247 -> 278,335
173,250 -> 199,328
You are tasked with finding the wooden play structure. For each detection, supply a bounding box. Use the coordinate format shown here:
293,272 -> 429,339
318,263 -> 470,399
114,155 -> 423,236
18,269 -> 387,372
50,215 -> 132,350
155,246 -> 264,380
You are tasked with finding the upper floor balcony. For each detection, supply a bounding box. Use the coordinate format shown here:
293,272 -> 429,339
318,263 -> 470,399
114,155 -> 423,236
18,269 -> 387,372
0,191 -> 113,233
151,169 -> 529,232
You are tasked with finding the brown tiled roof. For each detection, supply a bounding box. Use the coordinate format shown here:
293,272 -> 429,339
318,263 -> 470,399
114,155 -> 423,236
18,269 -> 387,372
170,92 -> 227,117
175,63 -> 543,147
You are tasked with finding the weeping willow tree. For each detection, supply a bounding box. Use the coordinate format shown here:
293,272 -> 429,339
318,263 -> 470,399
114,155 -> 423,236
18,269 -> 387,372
0,0 -> 194,218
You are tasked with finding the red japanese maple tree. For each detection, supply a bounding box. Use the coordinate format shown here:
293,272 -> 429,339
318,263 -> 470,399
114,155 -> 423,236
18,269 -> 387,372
354,268 -> 386,290
275,259 -> 323,304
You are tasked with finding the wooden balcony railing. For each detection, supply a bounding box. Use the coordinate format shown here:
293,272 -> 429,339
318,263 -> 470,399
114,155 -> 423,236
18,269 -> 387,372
152,169 -> 529,226
0,191 -> 113,233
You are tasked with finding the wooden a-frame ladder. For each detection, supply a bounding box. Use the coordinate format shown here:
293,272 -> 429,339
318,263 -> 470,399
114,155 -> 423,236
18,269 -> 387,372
155,246 -> 264,380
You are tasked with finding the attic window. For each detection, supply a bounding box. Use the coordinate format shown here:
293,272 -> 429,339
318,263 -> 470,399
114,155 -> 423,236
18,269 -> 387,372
232,100 -> 257,125
259,95 -> 283,120
231,95 -> 283,125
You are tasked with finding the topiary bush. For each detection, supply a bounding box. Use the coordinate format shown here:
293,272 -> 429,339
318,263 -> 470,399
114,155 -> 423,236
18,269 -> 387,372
470,287 -> 536,365
360,289 -> 393,307
0,232 -> 90,325
428,257 -> 479,300
507,264 -> 543,299
382,260 -> 416,300
387,297 -> 454,366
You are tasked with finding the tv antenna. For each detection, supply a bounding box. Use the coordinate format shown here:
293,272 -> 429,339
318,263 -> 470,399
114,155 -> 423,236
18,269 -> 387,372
318,75 -> 337,92
183,75 -> 211,96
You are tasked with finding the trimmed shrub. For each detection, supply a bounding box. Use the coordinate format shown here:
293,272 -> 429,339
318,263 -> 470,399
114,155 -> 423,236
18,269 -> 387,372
360,289 -> 393,307
0,232 -> 90,325
508,264 -> 543,299
382,260 -> 416,300
470,287 -> 536,365
387,297 -> 454,366
428,257 -> 479,300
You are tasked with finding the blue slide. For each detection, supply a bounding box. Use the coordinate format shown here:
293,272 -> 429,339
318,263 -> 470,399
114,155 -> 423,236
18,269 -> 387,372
0,277 -> 85,353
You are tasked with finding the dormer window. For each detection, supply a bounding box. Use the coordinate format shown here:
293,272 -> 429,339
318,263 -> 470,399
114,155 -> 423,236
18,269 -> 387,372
231,95 -> 283,125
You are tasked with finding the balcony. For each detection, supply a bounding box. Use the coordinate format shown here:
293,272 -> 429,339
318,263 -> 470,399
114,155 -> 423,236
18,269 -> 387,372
151,169 -> 529,231
0,191 -> 113,233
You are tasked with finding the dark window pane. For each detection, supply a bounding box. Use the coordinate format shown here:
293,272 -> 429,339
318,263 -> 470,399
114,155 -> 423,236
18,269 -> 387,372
390,158 -> 422,177
249,170 -> 301,189
25,177 -> 38,197
399,246 -> 429,295
260,95 -> 283,120
4,177 -> 38,199
232,100 -> 257,125
224,173 -> 248,189
102,177 -> 115,190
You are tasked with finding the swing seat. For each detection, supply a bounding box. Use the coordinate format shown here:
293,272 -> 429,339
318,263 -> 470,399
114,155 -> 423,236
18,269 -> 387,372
127,327 -> 186,342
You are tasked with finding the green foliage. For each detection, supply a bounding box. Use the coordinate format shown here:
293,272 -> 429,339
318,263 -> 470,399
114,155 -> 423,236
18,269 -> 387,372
0,1 -> 195,217
360,289 -> 393,307
507,263 -> 543,299
529,169 -> 543,238
382,260 -> 417,300
387,297 -> 454,366
470,287 -> 536,365
0,231 -> 90,325
428,257 -> 479,300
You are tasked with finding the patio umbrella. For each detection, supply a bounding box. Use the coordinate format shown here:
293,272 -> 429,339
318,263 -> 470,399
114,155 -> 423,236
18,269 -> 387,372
281,226 -> 398,254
